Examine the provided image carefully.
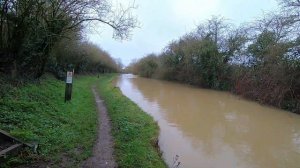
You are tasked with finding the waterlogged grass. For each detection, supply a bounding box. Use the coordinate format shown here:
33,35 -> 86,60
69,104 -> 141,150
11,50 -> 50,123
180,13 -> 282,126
97,74 -> 166,168
0,75 -> 98,167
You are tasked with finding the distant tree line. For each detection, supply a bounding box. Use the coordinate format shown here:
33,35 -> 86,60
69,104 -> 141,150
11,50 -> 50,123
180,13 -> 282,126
126,0 -> 300,113
0,0 -> 136,79
48,35 -> 123,80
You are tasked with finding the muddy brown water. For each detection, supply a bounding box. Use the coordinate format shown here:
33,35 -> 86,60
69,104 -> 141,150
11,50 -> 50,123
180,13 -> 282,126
116,74 -> 300,168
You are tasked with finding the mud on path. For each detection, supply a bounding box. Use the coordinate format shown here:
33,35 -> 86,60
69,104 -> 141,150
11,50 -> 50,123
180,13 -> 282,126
83,86 -> 117,168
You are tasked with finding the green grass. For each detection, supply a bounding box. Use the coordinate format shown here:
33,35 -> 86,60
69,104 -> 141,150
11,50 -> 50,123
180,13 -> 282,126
0,74 -> 166,167
0,75 -> 99,167
96,74 -> 166,168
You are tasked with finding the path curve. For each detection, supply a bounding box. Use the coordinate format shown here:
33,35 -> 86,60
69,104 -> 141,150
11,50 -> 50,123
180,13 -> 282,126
83,86 -> 117,168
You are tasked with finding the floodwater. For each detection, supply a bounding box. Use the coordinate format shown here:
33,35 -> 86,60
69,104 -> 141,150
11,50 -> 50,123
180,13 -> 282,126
116,74 -> 300,168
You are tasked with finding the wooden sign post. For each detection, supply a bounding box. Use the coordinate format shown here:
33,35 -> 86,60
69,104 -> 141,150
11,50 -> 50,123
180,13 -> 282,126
65,71 -> 73,102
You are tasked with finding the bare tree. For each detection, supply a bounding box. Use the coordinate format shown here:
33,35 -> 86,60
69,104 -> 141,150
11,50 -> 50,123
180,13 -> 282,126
252,12 -> 296,42
195,16 -> 232,52
279,0 -> 300,22
50,0 -> 138,40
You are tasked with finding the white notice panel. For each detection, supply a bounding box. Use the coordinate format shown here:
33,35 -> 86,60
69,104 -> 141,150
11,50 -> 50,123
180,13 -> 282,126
66,71 -> 73,84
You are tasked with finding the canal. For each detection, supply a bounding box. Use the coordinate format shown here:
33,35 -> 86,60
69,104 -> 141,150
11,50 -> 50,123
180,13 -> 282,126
116,74 -> 300,168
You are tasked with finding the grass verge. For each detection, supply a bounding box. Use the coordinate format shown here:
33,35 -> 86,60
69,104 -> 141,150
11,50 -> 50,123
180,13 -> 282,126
0,75 -> 98,167
96,74 -> 166,168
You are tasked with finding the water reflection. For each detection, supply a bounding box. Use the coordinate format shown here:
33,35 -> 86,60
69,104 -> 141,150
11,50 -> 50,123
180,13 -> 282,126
117,74 -> 300,168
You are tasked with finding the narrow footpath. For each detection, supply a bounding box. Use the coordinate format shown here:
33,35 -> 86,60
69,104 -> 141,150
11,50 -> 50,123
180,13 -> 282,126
83,86 -> 117,168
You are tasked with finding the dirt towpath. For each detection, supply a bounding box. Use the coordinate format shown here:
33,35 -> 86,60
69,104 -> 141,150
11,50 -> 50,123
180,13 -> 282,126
83,86 -> 117,168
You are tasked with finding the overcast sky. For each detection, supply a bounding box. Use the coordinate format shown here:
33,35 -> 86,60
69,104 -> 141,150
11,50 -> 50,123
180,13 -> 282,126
86,0 -> 279,66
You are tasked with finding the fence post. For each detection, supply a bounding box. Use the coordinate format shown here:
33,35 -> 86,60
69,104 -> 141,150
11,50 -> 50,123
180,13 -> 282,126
65,71 -> 73,102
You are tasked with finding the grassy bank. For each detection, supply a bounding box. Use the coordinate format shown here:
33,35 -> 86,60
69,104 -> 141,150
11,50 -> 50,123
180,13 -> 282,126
96,74 -> 166,168
1,74 -> 166,167
0,75 -> 98,167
